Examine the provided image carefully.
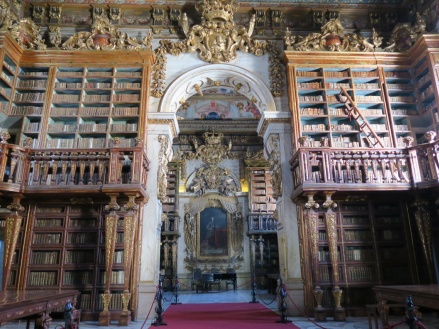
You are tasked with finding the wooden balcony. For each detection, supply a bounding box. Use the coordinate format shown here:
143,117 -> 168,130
290,140 -> 439,200
0,143 -> 149,199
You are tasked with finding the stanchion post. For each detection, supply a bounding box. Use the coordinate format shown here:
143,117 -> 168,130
152,278 -> 167,326
249,272 -> 259,303
171,276 -> 182,305
276,277 -> 292,323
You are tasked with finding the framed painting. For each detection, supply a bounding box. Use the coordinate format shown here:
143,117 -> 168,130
197,207 -> 230,259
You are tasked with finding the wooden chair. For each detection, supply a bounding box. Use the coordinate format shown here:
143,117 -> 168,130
191,268 -> 205,293
209,269 -> 221,291
224,267 -> 237,291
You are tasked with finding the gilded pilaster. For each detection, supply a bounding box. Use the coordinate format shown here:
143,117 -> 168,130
413,199 -> 434,283
2,196 -> 24,290
99,194 -> 120,326
322,192 -> 345,321
304,193 -> 325,321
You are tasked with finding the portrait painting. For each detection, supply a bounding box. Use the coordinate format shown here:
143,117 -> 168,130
198,207 -> 229,258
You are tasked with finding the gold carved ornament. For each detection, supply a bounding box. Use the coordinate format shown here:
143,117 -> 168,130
61,16 -> 145,51
267,134 -> 282,199
8,18 -> 47,50
384,12 -> 426,52
157,135 -> 172,202
285,18 -> 378,52
151,0 -> 284,98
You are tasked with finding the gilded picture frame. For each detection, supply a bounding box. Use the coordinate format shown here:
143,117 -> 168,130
197,206 -> 231,260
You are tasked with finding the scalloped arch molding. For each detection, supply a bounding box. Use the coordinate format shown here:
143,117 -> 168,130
159,64 -> 276,114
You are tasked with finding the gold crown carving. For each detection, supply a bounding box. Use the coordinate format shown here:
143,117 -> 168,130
203,131 -> 223,145
195,0 -> 239,22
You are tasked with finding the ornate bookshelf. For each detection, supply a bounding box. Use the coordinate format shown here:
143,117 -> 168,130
47,66 -> 142,149
0,54 -> 16,115
11,203 -> 137,321
300,198 -> 420,315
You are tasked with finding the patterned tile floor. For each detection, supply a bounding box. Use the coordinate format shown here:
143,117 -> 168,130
2,290 -> 438,329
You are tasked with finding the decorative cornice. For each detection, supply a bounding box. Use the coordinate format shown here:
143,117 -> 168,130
257,111 -> 291,137
147,112 -> 179,138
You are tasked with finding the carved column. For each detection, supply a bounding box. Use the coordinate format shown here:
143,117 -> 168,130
2,196 -> 24,290
304,193 -> 325,321
118,194 -> 139,326
322,192 -> 345,321
99,194 -> 120,326
413,199 -> 434,283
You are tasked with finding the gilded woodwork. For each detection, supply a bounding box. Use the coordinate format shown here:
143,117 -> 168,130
8,18 -> 46,50
384,12 -> 426,52
183,194 -> 243,270
285,18 -> 377,52
266,134 -> 282,200
3,207 -> 23,290
157,135 -> 173,202
413,199 -> 435,283
150,0 -> 284,98
61,15 -> 145,51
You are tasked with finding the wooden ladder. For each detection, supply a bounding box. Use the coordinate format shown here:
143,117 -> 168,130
338,87 -> 385,148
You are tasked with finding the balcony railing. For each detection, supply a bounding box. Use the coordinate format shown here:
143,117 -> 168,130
290,138 -> 439,199
248,213 -> 277,234
0,143 -> 149,197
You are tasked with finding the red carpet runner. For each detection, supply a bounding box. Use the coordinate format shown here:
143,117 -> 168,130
161,302 -> 301,329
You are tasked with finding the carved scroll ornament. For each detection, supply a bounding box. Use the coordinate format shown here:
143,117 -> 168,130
285,18 -> 378,52
62,15 -> 145,51
8,18 -> 47,50
151,0 -> 284,98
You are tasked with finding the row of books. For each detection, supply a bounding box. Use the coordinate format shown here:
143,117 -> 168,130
31,251 -> 60,264
17,80 -> 47,88
67,232 -> 97,244
342,216 -> 369,225
100,270 -> 125,284
28,271 -> 57,286
15,92 -> 45,102
35,218 -> 63,227
33,233 -> 62,244
64,271 -> 93,285
65,250 -> 95,264
1,71 -> 14,85
344,230 -> 373,241
319,266 -> 344,282
345,248 -> 374,261
348,266 -> 376,281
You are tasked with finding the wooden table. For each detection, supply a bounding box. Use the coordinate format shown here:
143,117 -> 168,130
0,290 -> 80,328
373,285 -> 439,310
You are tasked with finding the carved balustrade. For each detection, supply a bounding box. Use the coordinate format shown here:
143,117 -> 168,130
0,144 -> 149,197
407,139 -> 439,188
290,147 -> 412,199
0,143 -> 30,188
248,213 -> 277,234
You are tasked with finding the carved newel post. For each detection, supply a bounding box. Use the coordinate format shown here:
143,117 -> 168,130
304,193 -> 325,321
99,194 -> 120,326
322,192 -> 345,321
118,194 -> 139,326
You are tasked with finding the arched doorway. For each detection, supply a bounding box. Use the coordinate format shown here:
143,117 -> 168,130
157,63 -> 281,294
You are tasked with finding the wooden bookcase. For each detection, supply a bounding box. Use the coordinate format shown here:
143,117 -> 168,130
13,204 -> 132,320
293,64 -> 433,148
305,199 -> 418,313
0,54 -> 16,115
47,66 -> 142,149
411,55 -> 439,143
248,168 -> 276,213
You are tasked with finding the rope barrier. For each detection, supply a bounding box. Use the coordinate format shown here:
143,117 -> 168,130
255,285 -> 279,306
140,285 -> 160,329
286,286 -> 328,329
